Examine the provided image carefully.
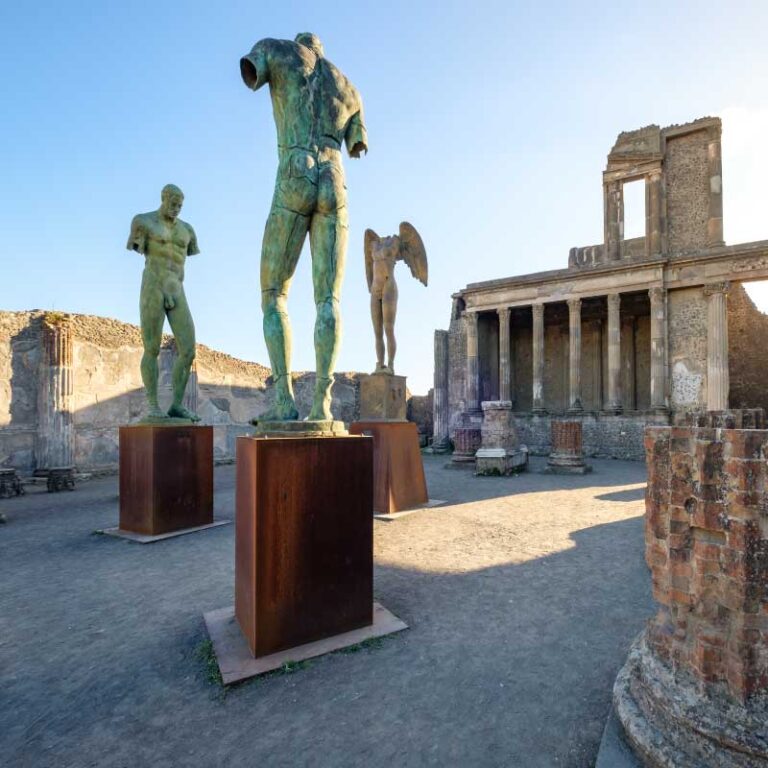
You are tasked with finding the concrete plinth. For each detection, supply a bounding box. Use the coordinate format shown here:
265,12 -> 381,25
359,373 -> 407,421
118,425 -> 213,536
349,421 -> 428,515
235,434 -> 373,658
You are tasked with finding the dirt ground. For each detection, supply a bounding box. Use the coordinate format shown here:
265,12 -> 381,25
1,455 -> 652,767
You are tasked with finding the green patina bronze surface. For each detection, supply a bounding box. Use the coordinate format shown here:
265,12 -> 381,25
240,32 -> 368,422
126,185 -> 200,423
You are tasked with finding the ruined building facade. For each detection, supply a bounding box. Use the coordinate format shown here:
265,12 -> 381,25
433,117 -> 768,459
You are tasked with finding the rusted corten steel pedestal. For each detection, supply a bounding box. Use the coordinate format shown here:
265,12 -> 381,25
349,421 -> 428,515
119,425 -> 213,535
235,434 -> 374,657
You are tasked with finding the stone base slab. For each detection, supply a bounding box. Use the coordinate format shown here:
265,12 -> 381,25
98,520 -> 231,544
373,498 -> 446,521
204,601 -> 408,685
252,420 -> 348,437
612,633 -> 768,767
475,448 -> 528,476
543,461 -> 592,475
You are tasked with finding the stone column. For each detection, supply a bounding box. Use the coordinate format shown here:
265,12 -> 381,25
704,282 -> 730,410
432,330 -> 450,452
465,311 -> 480,413
531,304 -> 546,414
707,128 -> 724,247
497,307 -> 511,403
36,313 -> 75,470
567,298 -> 583,412
606,293 -> 622,413
647,170 -> 663,257
649,287 -> 667,413
604,180 -> 623,261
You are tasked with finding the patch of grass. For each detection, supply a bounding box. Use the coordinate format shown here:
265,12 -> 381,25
280,659 -> 312,674
196,639 -> 223,687
335,635 -> 387,655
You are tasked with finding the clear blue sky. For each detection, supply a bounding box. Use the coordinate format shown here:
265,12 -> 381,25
2,0 -> 768,394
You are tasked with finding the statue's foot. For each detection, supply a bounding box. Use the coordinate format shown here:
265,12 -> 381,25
308,378 -> 333,421
250,399 -> 299,425
374,363 -> 393,375
167,404 -> 201,422
147,405 -> 166,419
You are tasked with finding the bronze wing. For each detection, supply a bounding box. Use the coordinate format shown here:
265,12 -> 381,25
364,229 -> 379,292
398,222 -> 428,286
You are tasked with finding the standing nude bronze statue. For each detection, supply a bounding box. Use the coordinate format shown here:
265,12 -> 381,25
364,223 -> 428,374
126,184 -> 200,422
240,32 -> 368,422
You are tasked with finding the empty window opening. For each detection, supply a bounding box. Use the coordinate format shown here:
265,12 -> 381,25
622,179 -> 646,240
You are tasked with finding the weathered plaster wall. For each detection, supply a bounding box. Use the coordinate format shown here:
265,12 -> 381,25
0,311 -> 407,472
668,286 -> 707,410
728,282 -> 768,412
665,131 -> 710,253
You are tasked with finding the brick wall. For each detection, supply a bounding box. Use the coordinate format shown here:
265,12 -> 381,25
728,282 -> 768,413
644,422 -> 768,701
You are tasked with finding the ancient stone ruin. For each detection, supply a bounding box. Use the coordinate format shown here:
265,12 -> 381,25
612,411 -> 768,765
433,117 -> 768,461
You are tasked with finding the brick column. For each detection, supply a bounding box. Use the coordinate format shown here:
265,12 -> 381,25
465,311 -> 480,413
532,304 -> 546,414
432,330 -> 450,452
649,287 -> 667,413
36,313 -> 75,470
704,281 -> 730,410
497,307 -> 511,403
707,126 -> 724,247
606,293 -> 622,413
567,298 -> 582,412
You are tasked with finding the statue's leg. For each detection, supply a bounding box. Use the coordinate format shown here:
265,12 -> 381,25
370,293 -> 385,371
260,205 -> 309,421
166,291 -> 199,421
382,280 -> 398,373
139,274 -> 166,418
308,207 -> 348,421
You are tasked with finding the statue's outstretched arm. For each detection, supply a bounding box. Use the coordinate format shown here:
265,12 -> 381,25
240,40 -> 271,91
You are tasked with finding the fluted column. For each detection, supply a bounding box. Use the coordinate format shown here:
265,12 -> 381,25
567,298 -> 583,412
465,311 -> 480,413
606,293 -> 622,413
649,287 -> 667,413
497,307 -> 511,403
37,313 -> 75,470
707,128 -> 724,247
532,304 -> 546,414
704,282 -> 730,410
432,330 -> 450,452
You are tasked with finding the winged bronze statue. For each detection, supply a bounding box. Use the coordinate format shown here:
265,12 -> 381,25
364,222 -> 428,374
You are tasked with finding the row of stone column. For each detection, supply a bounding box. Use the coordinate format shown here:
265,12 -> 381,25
454,282 -> 731,417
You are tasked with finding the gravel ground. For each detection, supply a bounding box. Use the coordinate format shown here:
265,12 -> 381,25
1,455 -> 652,768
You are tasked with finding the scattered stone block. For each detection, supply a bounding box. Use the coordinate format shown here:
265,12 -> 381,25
475,401 -> 528,476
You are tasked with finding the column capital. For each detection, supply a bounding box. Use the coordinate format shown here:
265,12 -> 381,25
567,297 -> 582,313
648,286 -> 666,303
532,303 -> 544,320
607,293 -> 621,311
496,306 -> 511,320
703,281 -> 731,297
